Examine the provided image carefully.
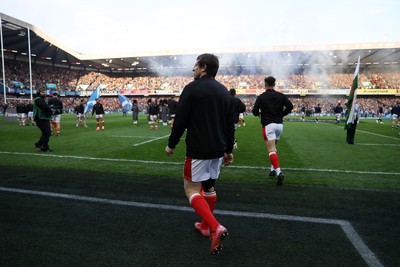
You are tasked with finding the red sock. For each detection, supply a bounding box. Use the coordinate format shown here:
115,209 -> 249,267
204,191 -> 217,212
190,194 -> 219,232
200,191 -> 217,228
269,151 -> 280,169
102,121 -> 105,127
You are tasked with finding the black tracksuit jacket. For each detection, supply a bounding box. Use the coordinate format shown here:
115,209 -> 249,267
168,75 -> 235,159
92,103 -> 105,115
232,96 -> 246,124
252,89 -> 293,126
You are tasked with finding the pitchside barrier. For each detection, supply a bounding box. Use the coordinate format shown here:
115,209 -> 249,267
2,107 -> 18,122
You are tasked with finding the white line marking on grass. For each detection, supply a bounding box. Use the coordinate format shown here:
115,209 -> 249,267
355,143 -> 400,146
357,129 -> 400,141
329,123 -> 400,141
281,167 -> 400,176
111,135 -> 160,139
132,134 -> 170,147
1,151 -> 399,176
233,165 -> 399,176
0,151 -> 181,165
0,186 -> 384,267
340,221 -> 385,267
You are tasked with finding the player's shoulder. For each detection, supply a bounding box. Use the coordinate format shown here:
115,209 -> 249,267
274,90 -> 286,96
259,90 -> 274,97
186,79 -> 200,88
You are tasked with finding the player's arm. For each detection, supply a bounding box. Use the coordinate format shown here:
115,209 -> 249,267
282,96 -> 294,116
167,87 -> 191,150
252,97 -> 261,116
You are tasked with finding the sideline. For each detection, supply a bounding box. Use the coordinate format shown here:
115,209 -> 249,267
357,129 -> 400,141
356,143 -> 400,147
132,134 -> 170,147
111,135 -> 161,139
0,186 -> 384,267
326,123 -> 400,141
0,151 -> 399,176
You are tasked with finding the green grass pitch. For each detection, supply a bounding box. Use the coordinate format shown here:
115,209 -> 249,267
0,113 -> 399,266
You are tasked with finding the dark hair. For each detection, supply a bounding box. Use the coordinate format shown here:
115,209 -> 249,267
229,88 -> 236,96
264,76 -> 276,87
196,53 -> 219,77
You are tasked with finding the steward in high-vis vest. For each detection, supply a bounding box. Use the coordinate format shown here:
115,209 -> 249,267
33,88 -> 54,152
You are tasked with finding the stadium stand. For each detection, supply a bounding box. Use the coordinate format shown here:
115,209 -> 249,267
1,12 -> 399,117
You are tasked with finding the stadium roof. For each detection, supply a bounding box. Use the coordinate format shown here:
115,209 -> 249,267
1,12 -> 400,74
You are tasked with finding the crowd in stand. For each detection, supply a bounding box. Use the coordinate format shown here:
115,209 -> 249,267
2,60 -> 400,92
1,60 -> 399,118
1,94 -> 398,120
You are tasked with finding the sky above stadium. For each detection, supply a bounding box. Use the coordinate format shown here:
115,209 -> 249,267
2,0 -> 400,55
